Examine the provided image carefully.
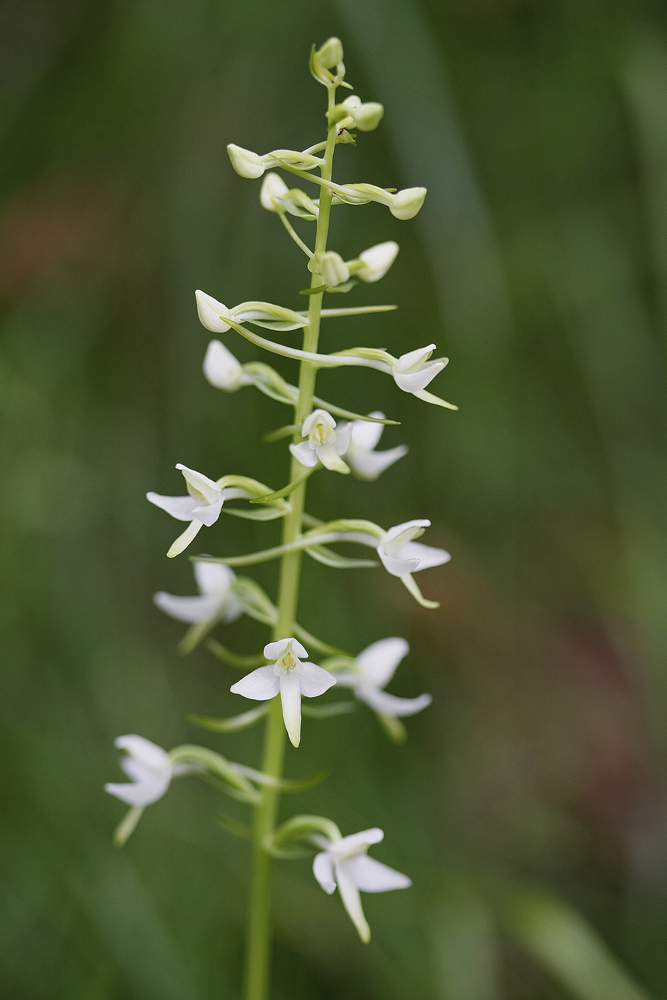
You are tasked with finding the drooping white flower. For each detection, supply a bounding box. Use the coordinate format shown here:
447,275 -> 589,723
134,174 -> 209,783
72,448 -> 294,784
355,241 -> 399,283
392,345 -> 447,393
147,464 -> 224,558
377,519 -> 450,578
230,638 -> 336,747
290,409 -> 352,474
320,251 -> 350,288
346,411 -> 407,480
203,340 -> 252,391
312,827 -> 411,942
105,735 -> 185,807
335,638 -> 432,718
339,95 -> 384,132
260,171 -> 289,211
154,562 -> 243,625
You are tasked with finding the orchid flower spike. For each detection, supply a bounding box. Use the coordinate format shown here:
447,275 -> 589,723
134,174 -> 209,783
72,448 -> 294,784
335,638 -> 431,718
147,464 -> 224,558
346,411 -> 407,480
105,736 -> 187,807
203,340 -> 252,391
230,638 -> 336,747
312,827 -> 411,942
392,345 -> 447,393
352,241 -> 399,283
154,562 -> 243,625
290,409 -> 352,474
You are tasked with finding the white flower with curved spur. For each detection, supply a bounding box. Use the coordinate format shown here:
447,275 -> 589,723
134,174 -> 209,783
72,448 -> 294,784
353,241 -> 399,283
105,735 -> 184,807
346,411 -> 407,480
290,409 -> 352,474
312,827 -> 411,942
147,463 -> 224,558
230,638 -> 336,748
203,340 -> 252,392
320,251 -> 350,288
335,638 -> 431,718
154,562 -> 243,625
392,344 -> 447,393
378,519 -> 450,577
260,171 -> 289,211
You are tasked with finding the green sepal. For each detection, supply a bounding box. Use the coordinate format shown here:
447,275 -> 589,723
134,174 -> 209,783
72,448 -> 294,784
378,713 -> 407,743
325,280 -> 356,294
401,572 -> 440,609
188,704 -> 270,732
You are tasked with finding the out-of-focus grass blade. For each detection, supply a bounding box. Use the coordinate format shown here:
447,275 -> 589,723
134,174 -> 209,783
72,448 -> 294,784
432,884 -> 500,1000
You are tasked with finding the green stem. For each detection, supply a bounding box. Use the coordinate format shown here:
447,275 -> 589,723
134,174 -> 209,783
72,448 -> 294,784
243,86 -> 338,1000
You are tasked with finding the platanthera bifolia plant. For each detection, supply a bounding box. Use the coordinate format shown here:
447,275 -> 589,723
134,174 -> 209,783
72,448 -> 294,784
105,37 -> 456,1000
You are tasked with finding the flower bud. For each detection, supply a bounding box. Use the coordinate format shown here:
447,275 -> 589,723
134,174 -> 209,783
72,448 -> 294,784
389,187 -> 427,220
203,340 -> 250,391
320,251 -> 350,288
356,241 -> 399,282
260,172 -> 289,212
227,144 -> 265,179
316,37 -> 343,69
195,289 -> 231,333
310,37 -> 345,87
340,96 -> 384,132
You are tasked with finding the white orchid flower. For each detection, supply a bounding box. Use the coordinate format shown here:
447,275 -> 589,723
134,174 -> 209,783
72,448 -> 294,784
105,735 -> 187,807
320,251 -> 350,288
392,344 -> 447,393
260,171 -> 289,211
147,463 -> 224,558
203,340 -> 252,391
346,411 -> 407,480
312,827 -> 411,942
377,519 -> 450,577
154,562 -> 243,625
334,638 -> 431,718
290,409 -> 352,474
352,241 -> 399,283
230,638 -> 336,747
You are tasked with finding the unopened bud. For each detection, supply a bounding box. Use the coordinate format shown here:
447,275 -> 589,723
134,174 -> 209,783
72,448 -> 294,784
195,290 -> 231,333
355,241 -> 399,282
390,187 -> 427,220
340,96 -> 384,132
320,251 -> 350,288
227,144 -> 265,179
317,37 -> 343,69
260,172 -> 289,212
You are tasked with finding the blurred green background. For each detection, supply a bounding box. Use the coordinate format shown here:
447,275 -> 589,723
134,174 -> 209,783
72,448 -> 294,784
2,0 -> 667,997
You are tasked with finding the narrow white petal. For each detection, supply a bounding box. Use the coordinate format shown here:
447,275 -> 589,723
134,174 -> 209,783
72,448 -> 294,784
395,344 -> 436,370
356,637 -> 409,688
195,289 -> 231,332
335,861 -> 371,943
193,561 -> 236,595
316,443 -> 350,473
263,637 -> 307,660
146,493 -> 198,521
192,498 -> 223,527
358,685 -> 432,717
348,444 -> 408,481
350,412 -> 385,452
153,591 -> 223,623
299,662 -> 337,698
176,464 -> 221,505
279,671 -> 302,747
333,422 -> 352,456
394,361 -> 445,393
167,519 -> 202,558
289,442 -> 318,467
105,772 -> 171,806
400,541 -> 451,572
230,666 -> 280,701
313,852 -> 337,894
114,735 -> 170,771
348,854 -> 412,892
378,547 -> 419,577
383,520 -> 431,549
332,828 -> 384,856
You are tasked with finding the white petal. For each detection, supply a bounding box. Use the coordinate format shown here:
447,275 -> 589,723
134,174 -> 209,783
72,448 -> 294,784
348,854 -> 412,892
394,361 -> 445,393
358,685 -> 432,717
105,771 -> 171,806
332,828 -> 384,857
146,492 -> 198,521
195,289 -> 231,332
298,662 -> 337,698
383,519 -> 430,551
350,412 -> 385,452
348,444 -> 407,481
289,442 -> 318,467
120,757 -> 154,783
264,637 -> 307,660
335,860 -> 371,942
115,735 -> 170,772
176,464 -> 221,505
400,541 -> 451,572
303,408 -> 336,436
356,637 -> 409,688
167,519 -> 203,558
378,547 -> 420,577
153,591 -> 223,623
357,241 -> 399,282
333,422 -> 352,456
230,666 -> 280,701
193,561 -> 236,595
395,345 -> 436,371
203,340 -> 248,390
192,498 -> 223,527
279,671 -> 302,747
313,852 -> 337,894
260,171 -> 289,211
316,443 -> 349,473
